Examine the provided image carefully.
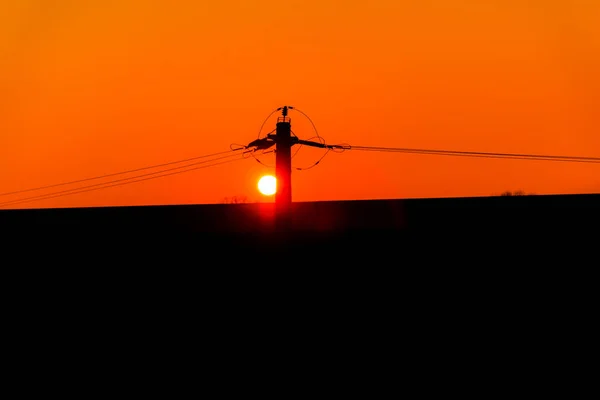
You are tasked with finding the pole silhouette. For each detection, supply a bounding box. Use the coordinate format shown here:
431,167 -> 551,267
275,106 -> 292,231
245,106 -> 335,231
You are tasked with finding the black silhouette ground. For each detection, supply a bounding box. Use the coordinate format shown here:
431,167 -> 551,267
3,194 -> 595,373
3,193 -> 597,262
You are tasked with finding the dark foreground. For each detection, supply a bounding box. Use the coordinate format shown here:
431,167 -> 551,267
2,193 -> 598,261
2,194 -> 596,377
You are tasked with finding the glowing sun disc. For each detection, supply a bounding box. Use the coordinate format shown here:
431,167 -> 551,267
258,175 -> 277,196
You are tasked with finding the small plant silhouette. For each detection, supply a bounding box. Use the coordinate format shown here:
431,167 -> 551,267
500,190 -> 526,196
222,195 -> 248,204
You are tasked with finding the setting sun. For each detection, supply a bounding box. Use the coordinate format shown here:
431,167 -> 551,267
258,175 -> 277,196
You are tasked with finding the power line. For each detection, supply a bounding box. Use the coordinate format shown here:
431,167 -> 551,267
5,122 -> 599,208
296,149 -> 331,171
257,108 -> 281,139
343,145 -> 600,164
0,151 -> 254,208
0,157 -> 248,208
290,107 -> 322,141
0,148 -> 243,197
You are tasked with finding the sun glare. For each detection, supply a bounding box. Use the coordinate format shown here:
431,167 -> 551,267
258,175 -> 277,196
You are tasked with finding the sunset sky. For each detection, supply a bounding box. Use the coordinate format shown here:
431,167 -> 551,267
1,0 -> 599,209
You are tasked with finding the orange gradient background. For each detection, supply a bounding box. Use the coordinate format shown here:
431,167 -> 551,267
1,0 -> 599,209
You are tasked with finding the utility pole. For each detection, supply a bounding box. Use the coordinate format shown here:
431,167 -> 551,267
275,106 -> 292,231
246,106 -> 344,232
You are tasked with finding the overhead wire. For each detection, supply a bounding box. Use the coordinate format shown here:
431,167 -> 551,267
296,149 -> 331,171
331,143 -> 351,153
290,107 -> 323,141
289,107 -> 330,170
0,148 -> 243,197
0,157 -> 247,208
0,149 -> 263,208
292,134 -> 326,159
280,107 -> 327,169
6,103 -> 600,207
251,149 -> 275,168
344,145 -> 600,163
249,106 -> 334,170
251,127 -> 277,167
257,108 -> 281,139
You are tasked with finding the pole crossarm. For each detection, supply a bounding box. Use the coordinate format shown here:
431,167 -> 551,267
246,137 -> 276,150
295,139 -> 349,150
261,134 -> 349,151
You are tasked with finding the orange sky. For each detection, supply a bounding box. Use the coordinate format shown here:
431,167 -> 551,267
1,0 -> 599,209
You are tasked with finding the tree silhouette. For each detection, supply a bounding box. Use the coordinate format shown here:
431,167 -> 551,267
222,195 -> 248,204
499,190 -> 535,196
501,190 -> 525,196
